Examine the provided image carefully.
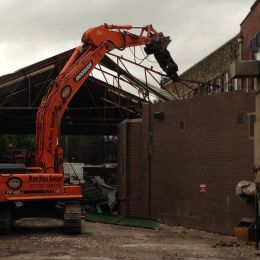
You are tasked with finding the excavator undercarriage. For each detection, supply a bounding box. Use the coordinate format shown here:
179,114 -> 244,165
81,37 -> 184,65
0,203 -> 13,234
0,200 -> 81,235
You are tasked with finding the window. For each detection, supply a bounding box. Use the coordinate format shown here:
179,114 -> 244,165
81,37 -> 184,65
249,78 -> 254,91
209,82 -> 213,92
241,78 -> 249,92
232,78 -> 238,91
252,33 -> 260,61
248,113 -> 256,139
223,73 -> 229,92
216,77 -> 222,94
254,47 -> 260,61
237,113 -> 245,124
180,121 -> 185,130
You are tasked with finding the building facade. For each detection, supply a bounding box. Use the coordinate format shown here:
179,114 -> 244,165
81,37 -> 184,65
118,92 -> 255,235
117,1 -> 260,235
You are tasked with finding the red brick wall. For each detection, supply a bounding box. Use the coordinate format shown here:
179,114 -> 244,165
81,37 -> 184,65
118,92 -> 255,235
241,1 -> 260,60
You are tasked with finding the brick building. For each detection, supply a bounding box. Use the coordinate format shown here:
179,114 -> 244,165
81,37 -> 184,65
118,1 -> 260,235
118,92 -> 255,234
241,0 -> 260,61
164,0 -> 260,97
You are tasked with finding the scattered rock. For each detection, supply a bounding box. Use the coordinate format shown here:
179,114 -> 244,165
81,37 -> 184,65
214,239 -> 240,247
255,250 -> 260,256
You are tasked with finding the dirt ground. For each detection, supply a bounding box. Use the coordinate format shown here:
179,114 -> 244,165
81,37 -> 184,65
0,218 -> 258,260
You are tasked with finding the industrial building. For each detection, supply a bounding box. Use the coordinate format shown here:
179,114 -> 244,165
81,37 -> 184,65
0,0 -> 259,238
118,0 -> 260,235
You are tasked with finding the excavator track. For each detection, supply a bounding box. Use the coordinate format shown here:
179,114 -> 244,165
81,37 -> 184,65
0,204 -> 13,234
64,201 -> 81,234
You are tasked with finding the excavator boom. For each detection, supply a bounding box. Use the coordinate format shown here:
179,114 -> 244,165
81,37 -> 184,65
34,24 -> 179,172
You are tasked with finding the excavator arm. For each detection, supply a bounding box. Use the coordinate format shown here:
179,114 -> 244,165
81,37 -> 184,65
34,24 -> 179,173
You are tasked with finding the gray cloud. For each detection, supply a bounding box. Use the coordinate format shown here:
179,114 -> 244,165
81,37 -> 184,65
0,0 -> 255,75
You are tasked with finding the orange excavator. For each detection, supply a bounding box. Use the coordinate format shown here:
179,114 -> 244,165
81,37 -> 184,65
0,24 -> 178,234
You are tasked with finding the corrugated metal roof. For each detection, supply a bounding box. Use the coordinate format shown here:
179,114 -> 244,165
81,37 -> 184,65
0,47 -> 173,134
0,49 -> 145,135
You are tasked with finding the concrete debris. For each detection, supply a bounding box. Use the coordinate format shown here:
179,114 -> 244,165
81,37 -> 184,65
212,238 -> 240,248
81,176 -> 117,214
236,180 -> 256,198
92,176 -> 117,209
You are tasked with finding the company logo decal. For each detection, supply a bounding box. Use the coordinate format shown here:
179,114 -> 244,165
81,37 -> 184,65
74,61 -> 93,82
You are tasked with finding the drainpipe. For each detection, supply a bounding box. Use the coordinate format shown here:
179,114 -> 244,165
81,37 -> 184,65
255,76 -> 260,249
148,103 -> 152,217
238,35 -> 243,60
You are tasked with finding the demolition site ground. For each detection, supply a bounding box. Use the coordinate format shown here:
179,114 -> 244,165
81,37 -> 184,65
0,218 -> 257,260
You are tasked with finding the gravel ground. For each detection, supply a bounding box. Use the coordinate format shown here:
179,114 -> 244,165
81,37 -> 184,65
0,218 -> 258,260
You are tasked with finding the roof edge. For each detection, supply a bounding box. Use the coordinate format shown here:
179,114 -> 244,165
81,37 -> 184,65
180,34 -> 239,76
240,0 -> 259,26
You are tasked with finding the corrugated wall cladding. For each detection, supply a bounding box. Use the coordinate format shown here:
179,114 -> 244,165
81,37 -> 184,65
118,91 -> 255,235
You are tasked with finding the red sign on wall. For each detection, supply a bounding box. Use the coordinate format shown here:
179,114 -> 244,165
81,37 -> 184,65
200,184 -> 207,193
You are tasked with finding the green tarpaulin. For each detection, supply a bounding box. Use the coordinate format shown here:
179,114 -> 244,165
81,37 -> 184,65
85,213 -> 159,229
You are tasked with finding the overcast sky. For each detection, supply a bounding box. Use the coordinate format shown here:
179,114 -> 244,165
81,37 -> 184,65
0,0 -> 255,76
